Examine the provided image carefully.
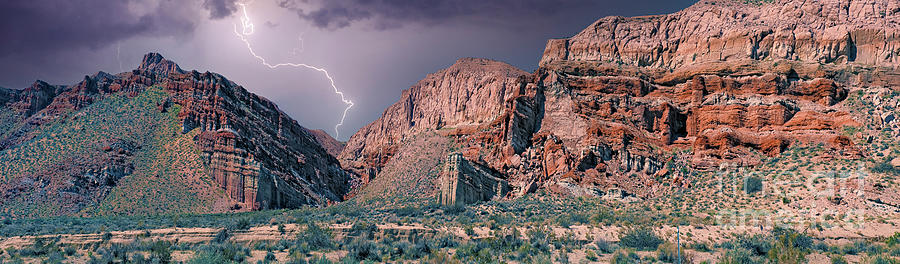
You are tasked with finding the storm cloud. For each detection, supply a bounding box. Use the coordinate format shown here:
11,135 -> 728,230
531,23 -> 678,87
277,0 -> 632,30
202,0 -> 241,19
0,0 -> 202,57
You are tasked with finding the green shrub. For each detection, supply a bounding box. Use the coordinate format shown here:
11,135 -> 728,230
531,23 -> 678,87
188,243 -> 249,263
657,242 -> 693,263
453,241 -> 493,263
347,222 -> 377,240
773,227 -> 813,250
408,240 -> 432,260
429,232 -> 460,249
344,237 -> 379,261
592,208 -> 616,225
213,228 -> 230,244
150,240 -> 172,264
88,243 -> 132,264
886,232 -> 900,247
297,222 -> 333,251
724,234 -> 772,256
187,250 -> 228,264
595,239 -> 616,254
841,240 -> 871,255
526,228 -> 551,252
63,246 -> 76,256
557,250 -> 570,263
720,248 -> 764,264
871,158 -> 900,175
831,255 -> 848,264
868,255 -> 900,264
768,233 -> 807,264
692,242 -> 711,252
890,246 -> 900,257
425,250 -> 460,264
309,254 -> 334,264
233,218 -> 251,230
132,253 -> 148,263
619,227 -> 663,250
264,251 -> 277,263
392,206 -> 420,217
557,215 -> 573,228
610,249 -> 640,264
443,203 -> 465,214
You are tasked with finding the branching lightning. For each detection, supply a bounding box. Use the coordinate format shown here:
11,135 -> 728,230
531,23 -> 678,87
233,2 -> 354,138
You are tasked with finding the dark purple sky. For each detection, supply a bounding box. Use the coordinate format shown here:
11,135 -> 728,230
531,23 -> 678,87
0,0 -> 697,140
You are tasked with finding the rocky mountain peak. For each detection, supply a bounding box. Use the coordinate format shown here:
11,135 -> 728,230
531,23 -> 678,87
26,80 -> 51,91
447,58 -> 528,77
138,52 -> 184,76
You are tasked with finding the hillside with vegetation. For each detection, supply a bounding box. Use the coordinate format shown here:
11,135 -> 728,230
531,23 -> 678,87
0,53 -> 350,218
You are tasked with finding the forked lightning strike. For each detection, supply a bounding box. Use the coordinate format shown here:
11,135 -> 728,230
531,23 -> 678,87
233,2 -> 354,138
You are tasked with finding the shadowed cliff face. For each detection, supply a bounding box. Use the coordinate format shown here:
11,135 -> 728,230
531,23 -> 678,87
343,0 -> 896,201
0,53 -> 348,218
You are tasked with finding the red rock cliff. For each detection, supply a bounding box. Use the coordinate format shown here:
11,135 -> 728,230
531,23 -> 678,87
339,58 -> 528,183
344,0 -> 891,200
0,53 -> 349,210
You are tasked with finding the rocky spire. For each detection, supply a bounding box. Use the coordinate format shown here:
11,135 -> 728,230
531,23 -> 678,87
138,52 -> 184,76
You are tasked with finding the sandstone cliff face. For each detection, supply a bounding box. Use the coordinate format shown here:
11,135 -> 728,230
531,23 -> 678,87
0,53 -> 348,215
155,56 -> 349,208
339,58 -> 528,182
439,153 -> 509,206
345,0 -> 891,200
157,53 -> 349,208
540,0 -> 900,68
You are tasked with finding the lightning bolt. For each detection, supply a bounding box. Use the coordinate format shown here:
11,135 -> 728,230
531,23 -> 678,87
233,2 -> 354,138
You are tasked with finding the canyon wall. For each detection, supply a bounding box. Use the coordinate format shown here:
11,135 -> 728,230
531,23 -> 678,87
343,0 -> 896,201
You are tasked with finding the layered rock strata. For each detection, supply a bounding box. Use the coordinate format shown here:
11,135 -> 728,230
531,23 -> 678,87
439,153 -> 509,206
342,0 -> 894,200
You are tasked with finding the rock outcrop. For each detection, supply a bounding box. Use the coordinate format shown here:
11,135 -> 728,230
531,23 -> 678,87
343,0 -> 893,200
439,153 -> 509,206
